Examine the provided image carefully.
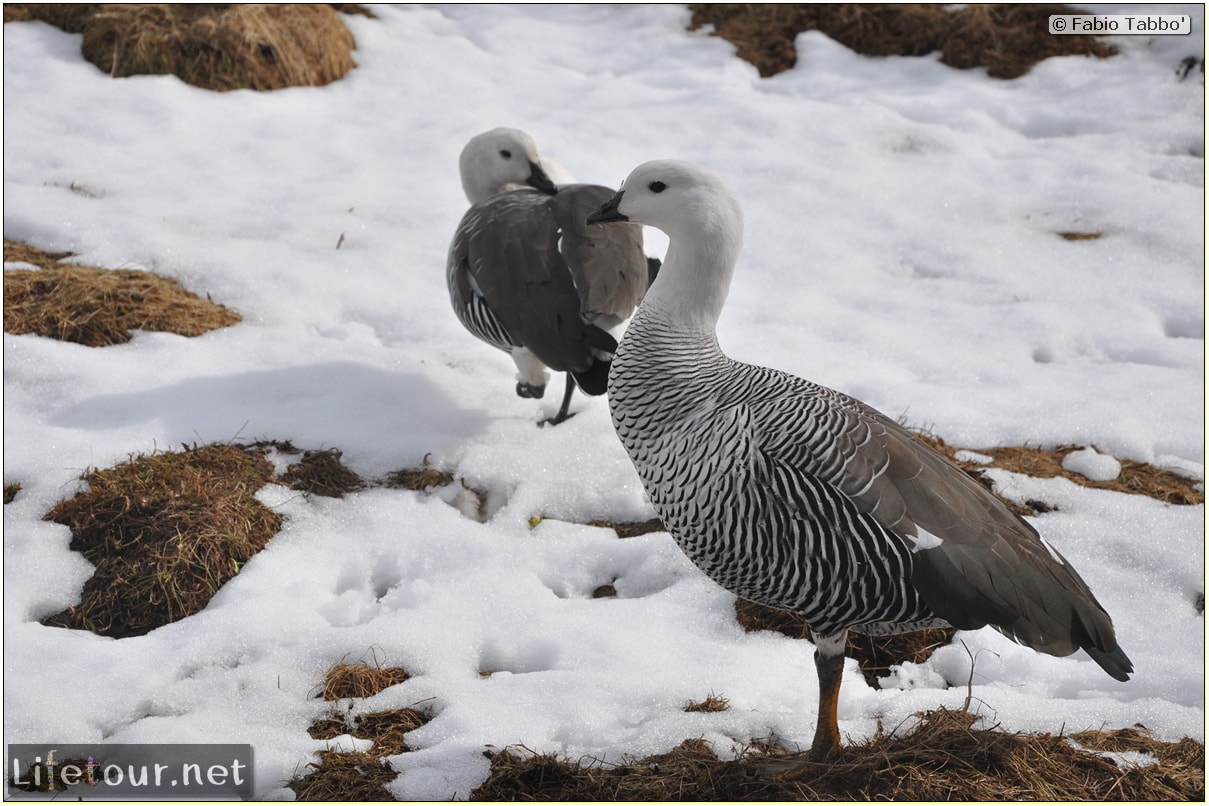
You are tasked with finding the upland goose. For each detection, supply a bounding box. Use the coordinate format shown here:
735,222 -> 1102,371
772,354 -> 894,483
587,160 -> 1132,761
447,128 -> 648,425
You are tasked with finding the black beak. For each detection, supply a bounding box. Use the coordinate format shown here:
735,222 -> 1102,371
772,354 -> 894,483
586,190 -> 627,225
526,161 -> 558,196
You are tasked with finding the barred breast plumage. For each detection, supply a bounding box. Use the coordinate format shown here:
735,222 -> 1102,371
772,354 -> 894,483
586,159 -> 1131,763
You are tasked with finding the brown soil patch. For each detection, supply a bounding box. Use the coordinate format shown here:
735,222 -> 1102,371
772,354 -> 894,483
470,710 -> 1203,801
4,239 -> 240,346
41,443 -> 281,638
6,4 -> 358,91
689,4 -> 1117,79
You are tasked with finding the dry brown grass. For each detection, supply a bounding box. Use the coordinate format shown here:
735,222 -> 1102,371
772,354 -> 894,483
4,239 -> 241,346
918,432 -> 1204,507
316,651 -> 411,701
985,444 -> 1203,504
4,484 -> 21,505
690,4 -> 1117,79
307,708 -> 429,757
290,750 -> 398,802
282,448 -> 366,498
587,517 -> 666,538
685,693 -> 730,713
381,454 -> 456,491
293,654 -> 430,801
5,4 -> 359,91
734,598 -> 957,688
41,443 -> 281,638
470,710 -> 1203,801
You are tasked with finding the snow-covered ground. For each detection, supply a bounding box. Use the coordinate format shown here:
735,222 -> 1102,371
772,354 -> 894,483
3,4 -> 1204,799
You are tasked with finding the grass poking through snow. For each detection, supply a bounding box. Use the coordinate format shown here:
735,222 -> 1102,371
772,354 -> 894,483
316,651 -> 411,701
293,653 -> 429,802
3,239 -> 241,346
3,4 -> 360,91
41,443 -> 281,638
688,3 -> 1117,79
470,710 -> 1203,801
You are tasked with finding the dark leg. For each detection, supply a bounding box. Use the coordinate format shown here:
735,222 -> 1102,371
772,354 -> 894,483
808,648 -> 845,761
538,374 -> 577,427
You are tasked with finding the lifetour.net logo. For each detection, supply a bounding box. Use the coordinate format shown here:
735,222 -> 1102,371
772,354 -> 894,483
7,744 -> 253,799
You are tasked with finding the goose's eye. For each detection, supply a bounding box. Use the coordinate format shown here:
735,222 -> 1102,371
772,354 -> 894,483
499,149 -> 512,159
649,181 -> 666,193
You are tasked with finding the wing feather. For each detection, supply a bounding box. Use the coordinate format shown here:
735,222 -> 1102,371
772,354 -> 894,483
742,369 -> 1131,679
448,191 -> 616,375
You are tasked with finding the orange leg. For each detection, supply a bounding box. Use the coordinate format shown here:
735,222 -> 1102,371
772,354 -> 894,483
808,649 -> 845,761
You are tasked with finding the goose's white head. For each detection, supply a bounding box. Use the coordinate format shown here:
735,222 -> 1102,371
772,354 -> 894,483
588,160 -> 745,328
586,159 -> 743,247
459,127 -> 558,204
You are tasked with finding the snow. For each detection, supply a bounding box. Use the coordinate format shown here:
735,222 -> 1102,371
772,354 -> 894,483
2,4 -> 1204,800
1063,445 -> 1124,481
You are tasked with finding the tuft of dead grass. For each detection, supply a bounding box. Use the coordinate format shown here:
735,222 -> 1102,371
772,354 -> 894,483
317,651 -> 411,701
293,655 -> 431,800
918,432 -> 1204,507
733,596 -> 812,638
4,239 -> 241,346
381,454 -> 455,491
734,598 -> 956,688
690,4 -> 1117,79
283,448 -> 366,498
685,693 -> 730,713
3,3 -> 94,30
470,710 -> 1203,801
346,709 -> 430,756
587,517 -> 667,538
6,4 -> 358,91
983,444 -> 1203,504
4,484 -> 20,505
289,750 -> 397,802
41,443 -> 281,638
307,708 -> 430,757
381,456 -> 494,520
4,239 -> 77,268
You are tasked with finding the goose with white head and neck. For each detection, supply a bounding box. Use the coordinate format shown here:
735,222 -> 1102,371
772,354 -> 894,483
447,127 -> 649,425
586,159 -> 1131,763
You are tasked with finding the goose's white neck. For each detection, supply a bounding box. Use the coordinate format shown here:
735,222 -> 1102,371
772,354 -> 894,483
639,203 -> 744,333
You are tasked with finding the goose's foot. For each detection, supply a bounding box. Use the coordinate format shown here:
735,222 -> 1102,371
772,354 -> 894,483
537,409 -> 577,427
516,381 -> 546,399
536,374 -> 577,427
